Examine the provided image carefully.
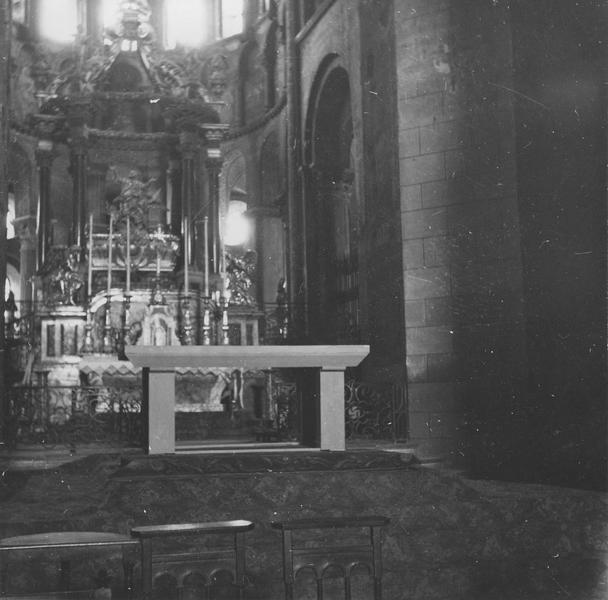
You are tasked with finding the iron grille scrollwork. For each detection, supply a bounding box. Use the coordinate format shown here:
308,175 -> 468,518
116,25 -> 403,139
6,385 -> 142,451
344,380 -> 408,443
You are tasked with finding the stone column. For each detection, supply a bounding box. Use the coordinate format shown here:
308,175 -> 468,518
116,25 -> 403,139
178,131 -> 198,265
0,0 -> 10,444
87,164 -> 107,223
14,216 -> 37,304
67,98 -> 90,250
206,157 -> 221,274
200,124 -> 228,275
70,144 -> 87,249
165,159 -> 179,233
284,0 -> 305,339
35,141 -> 54,270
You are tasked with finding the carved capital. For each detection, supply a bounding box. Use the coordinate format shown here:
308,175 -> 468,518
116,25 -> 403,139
178,130 -> 200,158
200,123 -> 229,147
35,142 -> 55,168
33,113 -> 67,143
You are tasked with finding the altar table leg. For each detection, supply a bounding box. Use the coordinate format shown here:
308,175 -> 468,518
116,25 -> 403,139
319,368 -> 346,451
145,369 -> 175,454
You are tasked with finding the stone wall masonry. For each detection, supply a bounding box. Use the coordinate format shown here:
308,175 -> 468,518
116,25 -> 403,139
395,1 -> 526,463
298,1 -> 406,379
506,0 -> 607,488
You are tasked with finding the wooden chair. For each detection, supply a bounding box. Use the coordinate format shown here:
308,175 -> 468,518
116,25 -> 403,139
131,520 -> 254,600
272,516 -> 389,600
0,531 -> 138,599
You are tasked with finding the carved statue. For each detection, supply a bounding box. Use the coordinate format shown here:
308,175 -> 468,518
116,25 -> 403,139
226,249 -> 257,306
205,55 -> 229,100
107,166 -> 161,232
45,246 -> 85,306
126,321 -> 143,345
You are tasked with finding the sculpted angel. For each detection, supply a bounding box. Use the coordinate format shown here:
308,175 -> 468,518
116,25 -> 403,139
107,166 -> 161,230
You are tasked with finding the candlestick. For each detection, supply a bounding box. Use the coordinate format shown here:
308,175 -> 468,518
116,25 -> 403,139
220,214 -> 226,286
82,308 -> 94,354
203,216 -> 209,297
87,213 -> 93,299
181,296 -> 194,345
107,214 -> 113,295
125,218 -> 130,294
221,294 -> 230,345
184,216 -> 189,296
103,297 -> 113,354
202,303 -> 211,345
166,166 -> 172,228
119,294 -> 131,360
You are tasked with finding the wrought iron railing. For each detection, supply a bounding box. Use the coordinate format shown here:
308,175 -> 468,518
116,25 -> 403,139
344,380 -> 408,443
4,378 -> 408,450
5,384 -> 142,450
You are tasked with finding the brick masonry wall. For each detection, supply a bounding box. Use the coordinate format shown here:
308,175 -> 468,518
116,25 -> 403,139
395,1 -> 527,461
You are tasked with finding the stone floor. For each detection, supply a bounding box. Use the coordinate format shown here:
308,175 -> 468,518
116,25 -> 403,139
0,448 -> 606,599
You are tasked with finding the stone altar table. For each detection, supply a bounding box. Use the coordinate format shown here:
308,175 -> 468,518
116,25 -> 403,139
125,345 -> 370,454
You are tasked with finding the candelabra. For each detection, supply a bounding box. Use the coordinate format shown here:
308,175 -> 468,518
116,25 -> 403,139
202,297 -> 211,345
150,225 -> 166,305
118,293 -> 131,359
200,289 -> 231,345
221,292 -> 230,345
151,273 -> 165,305
82,305 -> 95,354
181,294 -> 195,345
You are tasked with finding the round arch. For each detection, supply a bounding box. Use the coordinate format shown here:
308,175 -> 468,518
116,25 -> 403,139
304,57 -> 360,344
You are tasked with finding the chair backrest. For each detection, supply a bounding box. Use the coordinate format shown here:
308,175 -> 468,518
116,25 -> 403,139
131,520 -> 254,600
272,516 -> 390,600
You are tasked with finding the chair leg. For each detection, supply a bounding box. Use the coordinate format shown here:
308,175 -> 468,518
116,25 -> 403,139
345,575 -> 351,600
285,581 -> 294,600
374,577 -> 382,600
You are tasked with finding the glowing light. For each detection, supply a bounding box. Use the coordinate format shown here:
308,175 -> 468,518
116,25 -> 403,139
102,0 -> 122,28
224,200 -> 250,247
221,0 -> 243,38
6,193 -> 15,240
39,0 -> 78,42
165,0 -> 206,48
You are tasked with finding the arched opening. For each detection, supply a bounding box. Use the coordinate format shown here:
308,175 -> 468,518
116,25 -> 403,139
305,62 -> 359,344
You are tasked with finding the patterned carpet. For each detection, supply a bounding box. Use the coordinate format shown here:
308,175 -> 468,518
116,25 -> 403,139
0,451 -> 606,599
